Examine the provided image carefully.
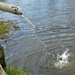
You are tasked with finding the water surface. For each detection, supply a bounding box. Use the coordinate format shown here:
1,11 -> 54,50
0,0 -> 75,75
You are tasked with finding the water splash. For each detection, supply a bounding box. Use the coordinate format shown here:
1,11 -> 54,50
54,48 -> 70,69
21,15 -> 47,48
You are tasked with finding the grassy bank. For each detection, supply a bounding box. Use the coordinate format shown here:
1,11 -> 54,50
5,66 -> 28,75
0,19 -> 10,39
0,20 -> 9,35
0,19 -> 28,75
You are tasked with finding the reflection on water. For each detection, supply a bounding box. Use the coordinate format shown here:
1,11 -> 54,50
0,0 -> 75,75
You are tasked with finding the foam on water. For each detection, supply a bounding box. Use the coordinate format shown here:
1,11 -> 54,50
54,48 -> 70,69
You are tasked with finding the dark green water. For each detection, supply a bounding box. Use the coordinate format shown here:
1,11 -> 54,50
0,0 -> 75,75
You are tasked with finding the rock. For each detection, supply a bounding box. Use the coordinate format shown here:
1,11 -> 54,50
0,64 -> 7,75
0,45 -> 6,69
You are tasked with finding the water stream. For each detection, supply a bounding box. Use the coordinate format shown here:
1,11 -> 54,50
21,15 -> 71,69
21,15 -> 47,48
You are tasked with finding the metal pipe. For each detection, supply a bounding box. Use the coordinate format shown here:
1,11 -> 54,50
0,2 -> 22,15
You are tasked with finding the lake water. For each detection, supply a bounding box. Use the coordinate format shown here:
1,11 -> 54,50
0,0 -> 75,75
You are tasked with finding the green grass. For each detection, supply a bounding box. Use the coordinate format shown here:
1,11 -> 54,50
5,66 -> 28,75
0,19 -> 10,35
0,19 -> 19,39
0,19 -> 10,39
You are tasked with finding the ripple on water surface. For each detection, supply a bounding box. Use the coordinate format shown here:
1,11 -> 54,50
1,0 -> 75,75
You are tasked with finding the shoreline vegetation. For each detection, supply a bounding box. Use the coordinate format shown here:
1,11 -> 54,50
0,19 -> 28,75
0,19 -> 20,41
5,65 -> 28,75
0,19 -> 10,40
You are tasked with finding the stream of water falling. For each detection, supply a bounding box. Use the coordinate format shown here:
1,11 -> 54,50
21,15 -> 71,69
5,15 -> 70,61
21,15 -> 70,49
21,15 -> 48,48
